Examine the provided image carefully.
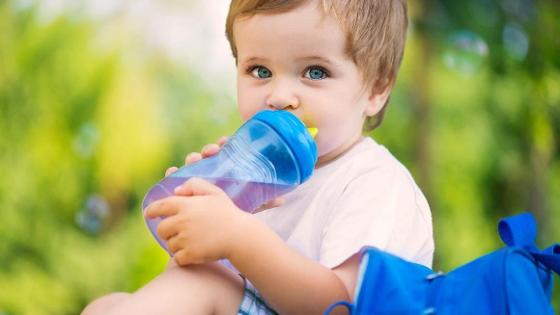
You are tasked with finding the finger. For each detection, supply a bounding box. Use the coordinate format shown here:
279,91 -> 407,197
174,177 -> 225,197
185,152 -> 203,165
270,197 -> 285,207
166,233 -> 189,255
173,249 -> 193,266
201,143 -> 220,157
144,196 -> 184,219
167,234 -> 180,254
156,215 -> 181,242
165,166 -> 178,177
254,197 -> 285,212
218,136 -> 229,147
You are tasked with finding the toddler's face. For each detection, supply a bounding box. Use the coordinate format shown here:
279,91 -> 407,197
233,1 -> 388,165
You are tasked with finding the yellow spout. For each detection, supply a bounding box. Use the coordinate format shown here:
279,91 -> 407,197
307,127 -> 318,139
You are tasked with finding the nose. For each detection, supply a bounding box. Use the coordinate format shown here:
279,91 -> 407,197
265,79 -> 300,111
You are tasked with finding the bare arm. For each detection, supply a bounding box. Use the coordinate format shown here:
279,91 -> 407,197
229,215 -> 359,315
161,138 -> 360,314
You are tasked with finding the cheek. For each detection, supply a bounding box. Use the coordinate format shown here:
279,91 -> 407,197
313,120 -> 345,153
312,108 -> 363,154
236,81 -> 262,121
317,128 -> 344,151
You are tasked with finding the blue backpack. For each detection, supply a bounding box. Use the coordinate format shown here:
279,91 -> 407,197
325,213 -> 560,315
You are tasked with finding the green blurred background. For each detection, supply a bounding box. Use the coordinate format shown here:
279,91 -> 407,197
0,0 -> 558,314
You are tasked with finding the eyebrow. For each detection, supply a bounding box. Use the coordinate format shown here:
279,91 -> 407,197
296,56 -> 338,65
240,56 -> 340,67
239,57 -> 267,65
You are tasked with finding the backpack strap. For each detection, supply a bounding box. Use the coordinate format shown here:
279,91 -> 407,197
498,212 -> 560,274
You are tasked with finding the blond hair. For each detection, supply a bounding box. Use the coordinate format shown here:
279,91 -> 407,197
225,0 -> 408,130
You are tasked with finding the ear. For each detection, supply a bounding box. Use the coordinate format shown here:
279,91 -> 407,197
364,84 -> 392,117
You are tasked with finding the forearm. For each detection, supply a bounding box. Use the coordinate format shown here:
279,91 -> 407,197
228,214 -> 350,315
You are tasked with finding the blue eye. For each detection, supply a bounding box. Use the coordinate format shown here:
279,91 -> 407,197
305,66 -> 328,80
250,66 -> 272,79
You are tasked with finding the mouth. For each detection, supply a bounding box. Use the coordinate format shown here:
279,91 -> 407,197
299,115 -> 315,129
300,118 -> 317,137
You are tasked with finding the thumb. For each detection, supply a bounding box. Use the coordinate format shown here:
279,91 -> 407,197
174,177 -> 225,197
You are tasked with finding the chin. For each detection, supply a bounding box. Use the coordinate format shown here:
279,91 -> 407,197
315,141 -> 337,158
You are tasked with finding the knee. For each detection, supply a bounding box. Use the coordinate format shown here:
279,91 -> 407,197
81,292 -> 131,315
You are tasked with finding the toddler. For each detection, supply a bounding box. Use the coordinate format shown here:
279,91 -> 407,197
82,0 -> 433,314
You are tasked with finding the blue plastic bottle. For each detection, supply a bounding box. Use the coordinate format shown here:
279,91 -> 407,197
142,110 -> 318,252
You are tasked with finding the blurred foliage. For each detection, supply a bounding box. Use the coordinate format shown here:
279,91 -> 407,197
0,2 -> 238,314
375,0 -> 560,309
0,0 -> 558,314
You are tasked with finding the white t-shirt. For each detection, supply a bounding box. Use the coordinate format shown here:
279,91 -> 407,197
254,136 -> 434,268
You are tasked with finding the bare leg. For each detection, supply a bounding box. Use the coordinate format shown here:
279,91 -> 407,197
82,293 -> 131,315
82,262 -> 244,315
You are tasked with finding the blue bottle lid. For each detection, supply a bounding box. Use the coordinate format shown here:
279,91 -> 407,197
253,110 -> 318,183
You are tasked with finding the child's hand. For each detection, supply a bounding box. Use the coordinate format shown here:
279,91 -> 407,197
144,177 -> 250,266
165,136 -> 229,176
165,136 -> 285,211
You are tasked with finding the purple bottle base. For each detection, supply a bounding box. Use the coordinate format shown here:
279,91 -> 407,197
142,176 -> 294,254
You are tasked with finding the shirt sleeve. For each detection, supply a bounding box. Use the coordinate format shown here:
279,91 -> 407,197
319,163 -> 432,269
